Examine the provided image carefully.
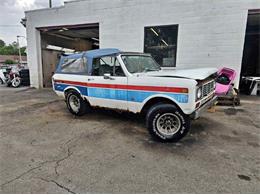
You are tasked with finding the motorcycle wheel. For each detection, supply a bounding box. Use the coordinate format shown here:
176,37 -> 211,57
12,78 -> 21,88
0,78 -> 3,85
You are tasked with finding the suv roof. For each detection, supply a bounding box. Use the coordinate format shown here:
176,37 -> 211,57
56,49 -> 152,74
62,48 -> 150,59
62,48 -> 120,60
86,48 -> 120,58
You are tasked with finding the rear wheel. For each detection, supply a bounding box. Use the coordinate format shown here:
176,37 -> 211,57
146,104 -> 190,142
65,90 -> 89,116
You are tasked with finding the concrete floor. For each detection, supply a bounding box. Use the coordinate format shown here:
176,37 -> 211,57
0,86 -> 259,193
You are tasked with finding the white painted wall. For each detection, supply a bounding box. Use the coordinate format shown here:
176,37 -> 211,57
25,0 -> 260,88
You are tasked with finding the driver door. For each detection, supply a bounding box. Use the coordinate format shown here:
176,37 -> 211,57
87,56 -> 128,110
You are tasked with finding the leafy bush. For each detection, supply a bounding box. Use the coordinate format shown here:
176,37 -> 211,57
4,59 -> 16,64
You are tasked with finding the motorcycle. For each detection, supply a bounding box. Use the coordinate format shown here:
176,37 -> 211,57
0,69 -> 6,85
6,68 -> 21,88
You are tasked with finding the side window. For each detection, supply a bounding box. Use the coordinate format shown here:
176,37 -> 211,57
92,56 -> 125,77
114,58 -> 125,77
61,57 -> 87,73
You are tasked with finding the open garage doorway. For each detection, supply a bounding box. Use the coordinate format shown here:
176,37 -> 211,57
38,23 -> 99,87
240,10 -> 260,89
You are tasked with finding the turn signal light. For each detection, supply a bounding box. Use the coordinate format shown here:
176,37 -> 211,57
182,88 -> 189,93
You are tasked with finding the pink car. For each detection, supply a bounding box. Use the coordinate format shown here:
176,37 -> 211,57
215,67 -> 236,95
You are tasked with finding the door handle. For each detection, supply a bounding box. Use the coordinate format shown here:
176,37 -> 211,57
87,78 -> 94,81
104,74 -> 115,80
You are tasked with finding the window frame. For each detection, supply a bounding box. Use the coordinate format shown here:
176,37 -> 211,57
91,55 -> 126,77
58,56 -> 88,75
121,54 -> 161,74
143,24 -> 179,67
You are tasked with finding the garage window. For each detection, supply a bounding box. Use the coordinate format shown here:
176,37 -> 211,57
61,57 -> 87,73
144,25 -> 178,67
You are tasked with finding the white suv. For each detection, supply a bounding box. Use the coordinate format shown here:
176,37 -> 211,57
53,48 -> 217,142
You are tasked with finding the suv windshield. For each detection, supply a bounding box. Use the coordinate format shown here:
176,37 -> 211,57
121,55 -> 161,73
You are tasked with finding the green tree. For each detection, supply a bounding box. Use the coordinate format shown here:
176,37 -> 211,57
0,39 -> 5,47
0,44 -> 17,55
20,46 -> 26,56
0,41 -> 26,56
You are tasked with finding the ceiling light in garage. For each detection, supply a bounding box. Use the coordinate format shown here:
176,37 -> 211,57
46,45 -> 75,53
58,27 -> 69,32
161,39 -> 169,46
91,38 -> 99,41
150,28 -> 159,36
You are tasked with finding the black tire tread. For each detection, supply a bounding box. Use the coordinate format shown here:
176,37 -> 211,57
65,90 -> 89,116
146,103 -> 190,142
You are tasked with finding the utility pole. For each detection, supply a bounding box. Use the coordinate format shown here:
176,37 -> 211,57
49,0 -> 52,8
16,35 -> 26,65
17,36 -> 22,65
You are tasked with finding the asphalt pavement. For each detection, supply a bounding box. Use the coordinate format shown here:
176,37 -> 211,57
0,86 -> 259,193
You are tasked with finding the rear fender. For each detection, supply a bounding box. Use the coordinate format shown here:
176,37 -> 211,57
64,86 -> 82,97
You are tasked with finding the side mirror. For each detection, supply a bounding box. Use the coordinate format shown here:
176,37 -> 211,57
104,73 -> 113,80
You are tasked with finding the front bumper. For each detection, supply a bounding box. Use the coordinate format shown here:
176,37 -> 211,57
190,95 -> 217,119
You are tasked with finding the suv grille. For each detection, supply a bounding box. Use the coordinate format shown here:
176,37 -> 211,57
202,80 -> 215,97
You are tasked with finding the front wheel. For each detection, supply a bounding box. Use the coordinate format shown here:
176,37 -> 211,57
65,91 -> 89,116
146,104 -> 190,142
12,77 -> 21,88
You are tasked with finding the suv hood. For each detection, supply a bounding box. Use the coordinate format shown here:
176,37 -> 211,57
136,67 -> 218,80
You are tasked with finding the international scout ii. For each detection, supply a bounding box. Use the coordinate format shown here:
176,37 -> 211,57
53,48 -> 217,142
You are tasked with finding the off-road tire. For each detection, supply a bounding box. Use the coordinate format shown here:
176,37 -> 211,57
65,90 -> 89,116
146,104 -> 190,142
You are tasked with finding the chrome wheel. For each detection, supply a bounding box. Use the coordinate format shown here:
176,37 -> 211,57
69,94 -> 80,113
156,113 -> 181,136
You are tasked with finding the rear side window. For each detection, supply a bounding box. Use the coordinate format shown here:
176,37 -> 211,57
60,57 -> 87,73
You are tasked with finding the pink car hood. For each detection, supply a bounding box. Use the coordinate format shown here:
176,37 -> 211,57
137,67 -> 218,80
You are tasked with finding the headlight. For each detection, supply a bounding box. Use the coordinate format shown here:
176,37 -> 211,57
197,87 -> 202,100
